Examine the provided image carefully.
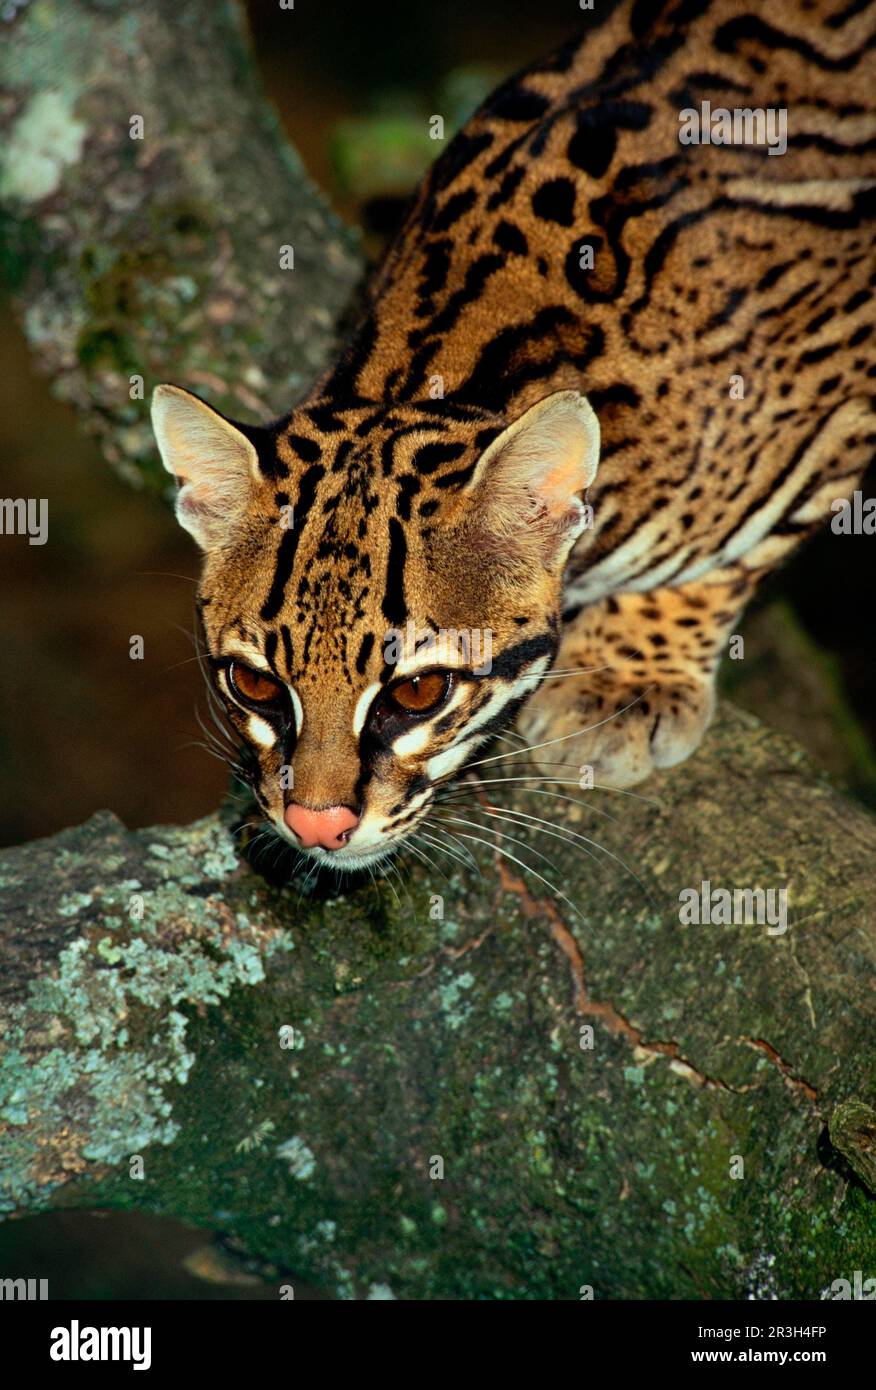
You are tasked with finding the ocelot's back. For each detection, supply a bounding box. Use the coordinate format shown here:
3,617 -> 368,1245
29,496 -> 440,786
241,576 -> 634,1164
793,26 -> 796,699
152,0 -> 876,873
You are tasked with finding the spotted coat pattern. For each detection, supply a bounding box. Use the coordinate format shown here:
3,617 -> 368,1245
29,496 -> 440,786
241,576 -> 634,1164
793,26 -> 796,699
176,0 -> 876,870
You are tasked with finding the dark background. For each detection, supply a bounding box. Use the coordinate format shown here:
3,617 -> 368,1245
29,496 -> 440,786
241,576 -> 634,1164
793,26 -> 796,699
0,0 -> 873,1298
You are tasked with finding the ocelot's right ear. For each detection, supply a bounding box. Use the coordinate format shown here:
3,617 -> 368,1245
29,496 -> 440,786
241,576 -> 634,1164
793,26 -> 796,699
151,384 -> 262,551
460,390 -> 600,570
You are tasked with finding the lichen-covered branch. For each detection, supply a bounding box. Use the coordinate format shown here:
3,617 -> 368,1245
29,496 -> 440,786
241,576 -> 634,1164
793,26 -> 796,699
0,0 -> 362,491
1,705 -> 874,1299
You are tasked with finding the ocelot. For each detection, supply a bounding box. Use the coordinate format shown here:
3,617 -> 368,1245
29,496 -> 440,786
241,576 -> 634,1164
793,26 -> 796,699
152,0 -> 876,874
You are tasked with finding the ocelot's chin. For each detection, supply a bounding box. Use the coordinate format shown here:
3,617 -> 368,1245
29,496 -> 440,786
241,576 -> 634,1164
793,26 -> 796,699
308,846 -> 400,876
273,824 -> 400,875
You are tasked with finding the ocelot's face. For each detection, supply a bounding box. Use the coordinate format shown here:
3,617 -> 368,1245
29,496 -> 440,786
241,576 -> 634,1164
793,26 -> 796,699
152,386 -> 599,873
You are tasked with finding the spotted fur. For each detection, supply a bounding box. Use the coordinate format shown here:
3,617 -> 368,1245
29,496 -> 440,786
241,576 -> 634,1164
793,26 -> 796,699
153,0 -> 876,873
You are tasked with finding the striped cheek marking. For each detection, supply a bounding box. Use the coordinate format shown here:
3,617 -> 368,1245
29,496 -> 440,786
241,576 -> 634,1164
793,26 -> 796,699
404,785 -> 432,814
353,682 -> 381,737
426,739 -> 476,782
289,686 -> 304,733
393,722 -> 433,759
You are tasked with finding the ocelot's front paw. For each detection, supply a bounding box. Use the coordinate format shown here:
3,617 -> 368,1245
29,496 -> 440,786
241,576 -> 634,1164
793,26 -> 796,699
516,672 -> 715,788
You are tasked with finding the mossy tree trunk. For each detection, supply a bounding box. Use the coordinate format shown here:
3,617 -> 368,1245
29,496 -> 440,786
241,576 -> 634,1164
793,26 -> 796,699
1,0 -> 874,1300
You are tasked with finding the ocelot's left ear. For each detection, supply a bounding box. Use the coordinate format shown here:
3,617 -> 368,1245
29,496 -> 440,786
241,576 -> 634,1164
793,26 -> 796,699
463,391 -> 600,567
151,384 -> 263,551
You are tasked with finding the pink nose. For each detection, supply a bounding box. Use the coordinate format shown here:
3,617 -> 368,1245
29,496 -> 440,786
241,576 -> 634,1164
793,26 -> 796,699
284,802 -> 360,850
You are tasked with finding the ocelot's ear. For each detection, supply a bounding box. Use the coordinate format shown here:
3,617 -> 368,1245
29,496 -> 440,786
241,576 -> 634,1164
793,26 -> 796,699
150,384 -> 262,551
463,390 -> 600,567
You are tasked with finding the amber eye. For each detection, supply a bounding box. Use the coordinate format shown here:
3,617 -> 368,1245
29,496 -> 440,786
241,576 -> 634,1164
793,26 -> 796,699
228,661 -> 284,707
389,671 -> 450,715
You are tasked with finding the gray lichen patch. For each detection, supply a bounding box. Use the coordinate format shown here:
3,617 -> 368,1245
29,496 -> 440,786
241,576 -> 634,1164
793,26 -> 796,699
0,810 -> 294,1213
0,89 -> 87,203
276,1136 -> 317,1182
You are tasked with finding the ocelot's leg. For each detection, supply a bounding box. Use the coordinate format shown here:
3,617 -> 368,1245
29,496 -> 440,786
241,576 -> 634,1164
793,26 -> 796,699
517,564 -> 766,788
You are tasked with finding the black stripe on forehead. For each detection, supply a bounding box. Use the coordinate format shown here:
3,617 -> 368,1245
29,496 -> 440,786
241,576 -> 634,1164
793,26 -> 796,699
355,410 -> 394,437
380,436 -> 397,477
264,629 -> 278,670
261,462 -> 325,621
433,463 -> 477,490
401,400 -> 497,424
396,473 -> 421,520
305,403 -> 348,432
356,631 -> 374,675
280,624 -> 293,672
332,439 -> 354,474
382,517 -> 408,627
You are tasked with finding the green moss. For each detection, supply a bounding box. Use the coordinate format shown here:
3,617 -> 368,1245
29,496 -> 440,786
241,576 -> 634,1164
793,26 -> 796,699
2,734 -> 875,1295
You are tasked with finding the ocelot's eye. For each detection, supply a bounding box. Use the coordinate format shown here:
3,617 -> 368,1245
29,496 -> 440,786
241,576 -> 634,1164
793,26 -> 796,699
228,661 -> 284,708
388,671 -> 451,716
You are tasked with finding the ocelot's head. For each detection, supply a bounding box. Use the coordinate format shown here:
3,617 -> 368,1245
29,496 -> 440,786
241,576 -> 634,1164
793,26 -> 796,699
152,385 -> 599,872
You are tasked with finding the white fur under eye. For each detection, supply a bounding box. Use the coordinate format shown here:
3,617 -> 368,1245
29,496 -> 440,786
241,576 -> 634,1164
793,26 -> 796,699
393,722 -> 432,758
247,714 -> 276,748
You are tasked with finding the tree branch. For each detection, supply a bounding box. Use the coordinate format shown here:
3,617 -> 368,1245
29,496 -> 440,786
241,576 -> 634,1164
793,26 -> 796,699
1,0 -> 874,1300
0,0 -> 362,490
1,706 -> 874,1297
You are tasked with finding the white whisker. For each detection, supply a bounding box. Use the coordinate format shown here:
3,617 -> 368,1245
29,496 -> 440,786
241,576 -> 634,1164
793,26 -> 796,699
460,686 -> 656,772
434,823 -> 583,922
438,776 -> 619,822
470,803 -> 653,904
433,812 -> 563,878
415,827 -> 480,875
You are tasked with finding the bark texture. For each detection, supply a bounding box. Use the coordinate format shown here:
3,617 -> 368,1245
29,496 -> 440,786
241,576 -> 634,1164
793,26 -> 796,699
0,0 -> 361,490
1,706 -> 875,1299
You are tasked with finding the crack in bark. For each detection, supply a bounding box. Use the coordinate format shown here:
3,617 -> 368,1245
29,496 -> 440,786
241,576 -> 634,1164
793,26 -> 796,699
477,780 -> 826,1112
741,1036 -> 820,1108
494,854 -> 740,1094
